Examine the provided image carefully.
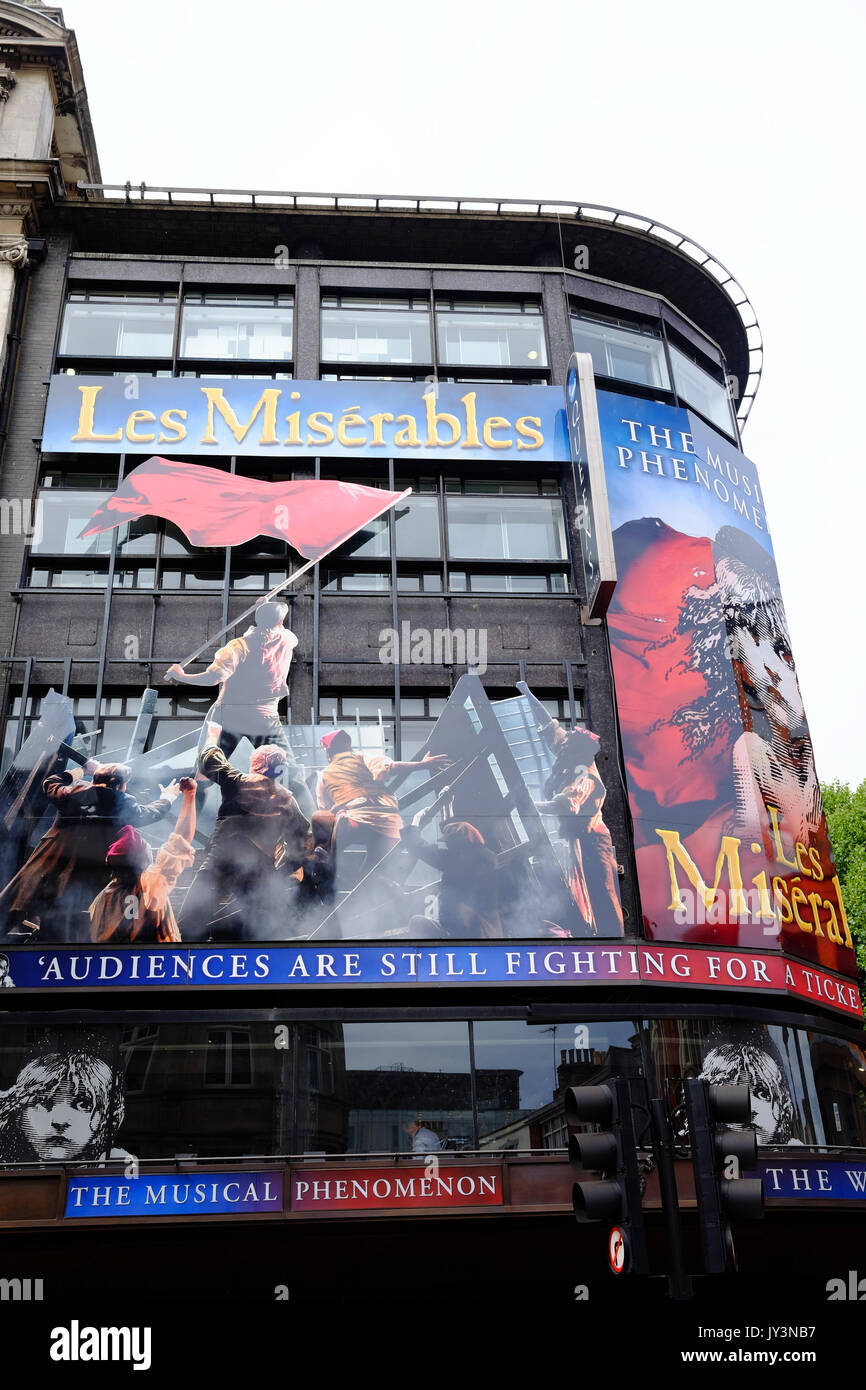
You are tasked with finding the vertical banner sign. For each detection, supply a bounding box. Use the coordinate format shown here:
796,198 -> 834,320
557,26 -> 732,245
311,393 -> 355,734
596,390 -> 855,979
564,353 -> 617,619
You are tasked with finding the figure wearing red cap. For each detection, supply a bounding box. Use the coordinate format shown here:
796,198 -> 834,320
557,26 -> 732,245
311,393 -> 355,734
89,778 -> 197,943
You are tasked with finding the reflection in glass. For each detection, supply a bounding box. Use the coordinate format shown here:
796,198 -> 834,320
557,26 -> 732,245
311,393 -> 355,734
59,293 -> 176,358
437,301 -> 547,368
31,491 -> 112,556
446,496 -> 566,560
321,297 -> 431,364
669,342 -> 735,435
473,1019 -> 643,1151
651,1018 -> 866,1148
180,294 -> 293,361
571,314 -> 670,389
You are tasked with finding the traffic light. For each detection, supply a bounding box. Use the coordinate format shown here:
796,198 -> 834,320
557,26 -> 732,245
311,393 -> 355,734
683,1079 -> 764,1274
564,1079 -> 648,1275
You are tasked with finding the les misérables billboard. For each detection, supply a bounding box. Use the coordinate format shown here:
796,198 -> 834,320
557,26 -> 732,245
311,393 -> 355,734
0,377 -> 629,984
0,374 -> 856,1015
596,389 -> 855,980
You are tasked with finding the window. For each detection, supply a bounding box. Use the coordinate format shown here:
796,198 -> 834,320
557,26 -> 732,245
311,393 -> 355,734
448,570 -> 568,593
120,1026 -> 159,1093
317,693 -> 395,754
399,692 -> 449,757
668,341 -> 736,435
571,311 -> 670,390
473,1020 -> 642,1150
321,568 -> 390,593
29,565 -> 108,588
296,1021 -> 474,1155
436,299 -> 547,368
205,1028 -> 253,1088
59,290 -> 177,358
321,296 -> 432,364
396,569 -> 443,593
31,488 -> 114,557
446,495 -> 566,560
161,567 -> 224,590
394,493 -> 440,557
651,1019 -> 866,1148
180,293 -> 293,362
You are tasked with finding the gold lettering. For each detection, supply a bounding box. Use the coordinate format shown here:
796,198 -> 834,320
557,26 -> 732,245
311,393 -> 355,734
283,411 -> 302,446
336,407 -> 367,447
368,412 -> 394,446
71,385 -> 122,443
460,392 -> 480,449
306,412 -> 334,447
200,387 -> 280,445
767,805 -> 797,868
823,897 -> 843,945
750,869 -> 775,922
158,408 -> 187,443
125,409 -> 156,443
772,875 -> 793,924
423,392 -> 460,447
655,828 -> 747,915
791,885 -> 813,932
482,415 -> 513,449
516,415 -> 543,449
808,845 -> 824,880
795,842 -> 812,876
394,414 -> 420,448
832,875 -> 854,948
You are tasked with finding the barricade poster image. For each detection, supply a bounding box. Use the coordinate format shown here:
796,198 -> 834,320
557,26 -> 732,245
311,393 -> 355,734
597,390 -> 854,977
0,454 -> 623,947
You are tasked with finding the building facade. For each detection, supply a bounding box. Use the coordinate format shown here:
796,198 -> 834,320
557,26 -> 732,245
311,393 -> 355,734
0,1 -> 861,1312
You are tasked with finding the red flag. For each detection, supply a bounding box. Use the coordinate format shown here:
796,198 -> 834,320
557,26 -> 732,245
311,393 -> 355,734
79,456 -> 410,559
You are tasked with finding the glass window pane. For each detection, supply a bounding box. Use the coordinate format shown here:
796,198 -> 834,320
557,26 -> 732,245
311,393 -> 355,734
467,572 -> 550,593
571,316 -> 670,390
321,570 -> 390,593
473,1020 -> 642,1149
59,294 -> 176,357
437,302 -> 546,368
321,298 -> 431,364
651,1019 -> 866,1149
400,719 -> 435,758
394,494 -> 440,557
296,1021 -> 472,1154
332,514 -> 390,560
31,490 -> 113,556
669,343 -> 735,434
116,516 -> 159,557
446,496 -> 566,560
180,296 -> 293,361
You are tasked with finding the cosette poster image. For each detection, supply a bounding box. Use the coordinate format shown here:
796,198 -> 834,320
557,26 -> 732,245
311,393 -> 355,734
598,390 -> 854,977
0,457 -> 623,949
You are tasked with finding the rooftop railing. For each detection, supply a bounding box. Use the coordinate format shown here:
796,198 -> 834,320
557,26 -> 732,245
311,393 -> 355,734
74,182 -> 763,426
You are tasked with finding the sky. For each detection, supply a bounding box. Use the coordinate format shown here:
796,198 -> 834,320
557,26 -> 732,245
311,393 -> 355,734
57,0 -> 866,784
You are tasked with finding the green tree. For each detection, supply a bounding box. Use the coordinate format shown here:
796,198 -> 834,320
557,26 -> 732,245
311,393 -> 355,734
822,779 -> 866,994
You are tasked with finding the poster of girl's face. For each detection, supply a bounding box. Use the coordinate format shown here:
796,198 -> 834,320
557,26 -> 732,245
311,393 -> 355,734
0,1038 -> 129,1164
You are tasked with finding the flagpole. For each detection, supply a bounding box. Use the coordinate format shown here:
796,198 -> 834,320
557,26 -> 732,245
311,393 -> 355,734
170,487 -> 412,671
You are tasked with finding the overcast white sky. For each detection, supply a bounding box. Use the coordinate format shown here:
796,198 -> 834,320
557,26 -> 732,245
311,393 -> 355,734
61,0 -> 866,784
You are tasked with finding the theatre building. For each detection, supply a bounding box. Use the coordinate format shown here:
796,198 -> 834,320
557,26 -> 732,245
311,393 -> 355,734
0,2 -> 861,1313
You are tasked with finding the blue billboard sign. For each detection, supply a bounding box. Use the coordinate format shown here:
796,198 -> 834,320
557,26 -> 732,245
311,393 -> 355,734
42,375 -> 570,462
66,1170 -> 283,1218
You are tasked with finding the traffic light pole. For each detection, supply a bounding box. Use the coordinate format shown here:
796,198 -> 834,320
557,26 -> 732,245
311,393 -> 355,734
649,1098 -> 692,1301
